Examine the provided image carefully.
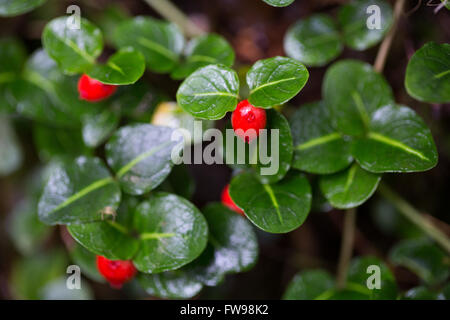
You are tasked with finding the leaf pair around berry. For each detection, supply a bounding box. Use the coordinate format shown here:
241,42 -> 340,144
177,56 -> 309,120
42,16 -> 145,85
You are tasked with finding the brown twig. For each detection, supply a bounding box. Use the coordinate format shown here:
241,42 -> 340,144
336,208 -> 356,289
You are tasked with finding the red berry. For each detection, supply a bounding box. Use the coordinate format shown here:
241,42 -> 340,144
78,74 -> 117,102
221,184 -> 245,216
96,255 -> 137,289
231,99 -> 267,143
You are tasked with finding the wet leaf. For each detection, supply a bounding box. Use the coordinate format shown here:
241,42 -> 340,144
353,105 -> 438,173
230,171 -> 311,233
290,101 -> 352,174
82,109 -> 119,148
405,42 -> 450,103
319,163 -> 381,209
176,64 -> 239,120
38,156 -> 121,225
247,56 -> 309,108
284,14 -> 342,66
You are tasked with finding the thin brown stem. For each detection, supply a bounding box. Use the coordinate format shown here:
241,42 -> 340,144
374,0 -> 406,73
336,208 -> 357,289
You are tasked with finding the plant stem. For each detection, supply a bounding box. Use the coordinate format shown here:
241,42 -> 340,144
143,0 -> 204,37
336,208 -> 357,289
378,183 -> 450,255
374,0 -> 406,73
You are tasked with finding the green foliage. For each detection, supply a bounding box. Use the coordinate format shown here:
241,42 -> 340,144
0,0 -> 46,17
405,42 -> 450,103
262,0 -> 295,7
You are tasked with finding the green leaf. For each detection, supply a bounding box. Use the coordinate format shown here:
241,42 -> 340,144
347,256 -> 397,300
33,124 -> 90,161
113,16 -> 184,73
171,33 -> 235,79
319,163 -> 381,209
11,250 -> 66,299
283,270 -> 334,300
224,109 -> 293,183
290,101 -> 352,174
133,193 -> 208,273
158,164 -> 196,199
338,0 -> 393,50
353,105 -> 438,173
105,124 -> 181,195
0,0 -> 46,17
405,42 -> 450,103
68,196 -> 139,260
38,156 -> 121,225
0,116 -> 23,176
230,171 -> 311,233
176,64 -> 239,120
284,14 -> 343,67
138,270 -> 203,299
247,56 -> 309,108
70,243 -> 105,283
188,203 -> 258,286
82,109 -> 119,148
323,60 -> 394,136
389,238 -> 450,285
42,16 -> 103,74
262,0 -> 295,7
87,47 -> 145,85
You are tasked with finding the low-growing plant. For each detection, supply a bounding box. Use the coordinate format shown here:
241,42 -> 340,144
1,0 -> 449,300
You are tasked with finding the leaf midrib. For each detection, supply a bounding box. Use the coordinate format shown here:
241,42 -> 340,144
368,132 -> 430,161
296,132 -> 342,150
351,91 -> 370,129
250,77 -> 299,95
262,184 -> 283,224
138,37 -> 177,61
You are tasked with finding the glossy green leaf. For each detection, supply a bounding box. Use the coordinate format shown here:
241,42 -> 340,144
113,16 -> 184,73
262,0 -> 295,7
171,33 -> 235,79
319,163 -> 381,209
42,16 -> 103,74
11,250 -> 66,299
106,124 -> 181,195
138,270 -> 203,299
230,171 -> 311,233
68,196 -> 139,260
247,56 -> 309,108
38,156 -> 121,225
405,42 -> 450,103
158,164 -> 196,199
82,109 -> 119,148
284,14 -> 342,67
290,101 -> 352,174
323,60 -> 394,136
389,238 -> 450,285
225,109 -> 293,183
283,270 -> 334,300
133,193 -> 208,273
87,47 -> 145,85
0,0 -> 46,17
0,116 -> 22,176
176,64 -> 239,120
347,256 -> 397,300
33,124 -> 90,161
70,243 -> 105,283
338,0 -> 393,50
188,203 -> 258,285
353,105 -> 438,173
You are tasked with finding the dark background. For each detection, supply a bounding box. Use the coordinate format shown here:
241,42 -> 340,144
0,0 -> 449,299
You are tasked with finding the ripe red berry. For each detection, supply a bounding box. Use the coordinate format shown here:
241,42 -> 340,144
221,184 -> 245,216
78,74 -> 117,102
96,255 -> 137,289
231,99 -> 267,143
